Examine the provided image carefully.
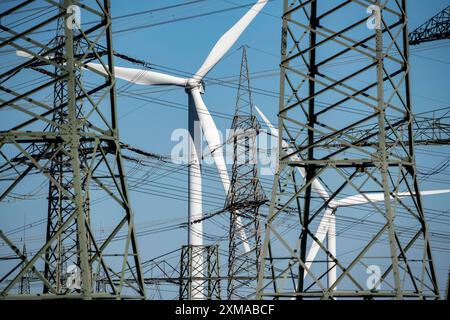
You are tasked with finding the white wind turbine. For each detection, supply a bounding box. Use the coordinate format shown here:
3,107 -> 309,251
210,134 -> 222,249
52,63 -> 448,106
255,106 -> 450,291
84,0 -> 268,299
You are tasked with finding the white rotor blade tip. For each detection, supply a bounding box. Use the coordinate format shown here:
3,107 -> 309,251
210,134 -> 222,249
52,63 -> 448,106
189,88 -> 230,191
419,189 -> 450,196
16,50 -> 53,59
255,105 -> 277,136
331,189 -> 450,208
194,0 -> 268,80
16,50 -> 33,58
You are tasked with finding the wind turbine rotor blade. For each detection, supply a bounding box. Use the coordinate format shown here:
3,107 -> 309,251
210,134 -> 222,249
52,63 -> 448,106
410,189 -> 450,196
190,88 -> 231,190
304,207 -> 334,276
254,105 -> 276,134
330,194 -> 385,207
194,0 -> 268,81
16,50 -> 34,58
16,50 -> 54,60
190,87 -> 251,253
254,105 -> 331,200
256,105 -> 338,276
331,189 -> 450,208
85,63 -> 187,86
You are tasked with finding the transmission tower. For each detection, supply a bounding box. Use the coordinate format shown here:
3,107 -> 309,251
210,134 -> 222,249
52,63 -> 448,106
409,5 -> 450,45
18,244 -> 31,295
226,47 -> 266,299
257,0 -> 439,299
179,245 -> 221,300
0,0 -> 145,299
42,12 -> 90,294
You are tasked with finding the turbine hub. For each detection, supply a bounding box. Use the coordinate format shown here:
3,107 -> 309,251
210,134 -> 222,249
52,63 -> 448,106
186,78 -> 204,93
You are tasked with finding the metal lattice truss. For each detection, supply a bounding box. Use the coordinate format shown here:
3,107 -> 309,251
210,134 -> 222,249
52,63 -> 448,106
0,0 -> 145,299
328,113 -> 450,148
179,245 -> 221,300
409,5 -> 450,45
226,47 -> 266,299
42,16 -> 91,294
257,0 -> 439,299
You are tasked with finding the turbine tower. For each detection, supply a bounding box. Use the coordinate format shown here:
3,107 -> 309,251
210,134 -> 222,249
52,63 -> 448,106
257,0 -> 440,299
226,47 -> 266,299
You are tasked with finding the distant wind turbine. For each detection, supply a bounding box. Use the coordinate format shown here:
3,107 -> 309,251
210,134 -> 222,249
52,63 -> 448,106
254,105 -> 450,290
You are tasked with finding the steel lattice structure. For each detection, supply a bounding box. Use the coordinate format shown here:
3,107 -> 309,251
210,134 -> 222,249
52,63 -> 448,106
257,0 -> 439,299
226,47 -> 266,299
446,269 -> 450,300
179,245 -> 221,300
0,0 -> 145,299
18,244 -> 31,295
330,114 -> 450,148
42,15 -> 91,294
409,5 -> 450,45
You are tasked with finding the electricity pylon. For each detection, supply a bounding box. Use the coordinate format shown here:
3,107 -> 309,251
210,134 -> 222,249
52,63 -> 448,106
409,5 -> 450,45
18,244 -> 31,295
0,0 -> 145,299
226,47 -> 266,299
43,13 -> 90,294
179,245 -> 221,300
257,0 -> 439,299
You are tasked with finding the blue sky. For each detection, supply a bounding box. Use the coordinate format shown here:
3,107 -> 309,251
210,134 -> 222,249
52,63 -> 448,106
0,0 -> 449,298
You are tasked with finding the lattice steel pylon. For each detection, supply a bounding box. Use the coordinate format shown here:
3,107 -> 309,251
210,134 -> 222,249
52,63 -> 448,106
226,46 -> 266,299
256,0 -> 439,299
0,0 -> 145,299
409,5 -> 450,45
18,244 -> 31,295
43,12 -> 90,294
179,245 -> 221,300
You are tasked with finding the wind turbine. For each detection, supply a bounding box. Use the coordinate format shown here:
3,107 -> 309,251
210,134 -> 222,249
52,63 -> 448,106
84,0 -> 268,299
254,105 -> 450,292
